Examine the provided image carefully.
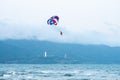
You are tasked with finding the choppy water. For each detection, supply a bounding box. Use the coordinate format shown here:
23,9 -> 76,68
0,64 -> 120,80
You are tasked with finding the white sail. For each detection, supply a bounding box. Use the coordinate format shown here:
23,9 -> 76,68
44,51 -> 47,58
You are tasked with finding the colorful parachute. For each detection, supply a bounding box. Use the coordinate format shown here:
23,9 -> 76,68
47,16 -> 63,35
47,16 -> 59,25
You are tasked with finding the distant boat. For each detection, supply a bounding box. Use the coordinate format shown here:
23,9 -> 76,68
44,51 -> 47,58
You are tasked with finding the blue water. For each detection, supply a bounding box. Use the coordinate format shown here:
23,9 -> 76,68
0,64 -> 120,80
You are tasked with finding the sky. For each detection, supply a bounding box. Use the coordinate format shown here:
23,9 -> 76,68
0,0 -> 120,46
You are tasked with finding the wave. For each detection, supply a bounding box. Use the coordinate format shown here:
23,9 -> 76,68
0,64 -> 120,80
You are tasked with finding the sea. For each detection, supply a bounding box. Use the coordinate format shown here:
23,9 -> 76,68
0,64 -> 120,80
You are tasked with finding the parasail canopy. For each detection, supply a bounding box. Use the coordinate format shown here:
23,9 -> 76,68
47,16 -> 59,26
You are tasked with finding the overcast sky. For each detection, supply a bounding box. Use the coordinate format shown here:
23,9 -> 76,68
0,0 -> 120,46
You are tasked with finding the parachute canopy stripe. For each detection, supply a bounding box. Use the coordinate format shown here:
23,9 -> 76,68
51,16 -> 59,21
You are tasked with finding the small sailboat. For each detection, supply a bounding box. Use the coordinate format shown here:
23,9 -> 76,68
44,51 -> 47,58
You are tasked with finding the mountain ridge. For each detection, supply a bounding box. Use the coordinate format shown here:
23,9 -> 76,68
0,39 -> 120,64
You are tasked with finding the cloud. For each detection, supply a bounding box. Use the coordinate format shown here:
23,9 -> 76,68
1,20 -> 120,47
0,21 -> 63,42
